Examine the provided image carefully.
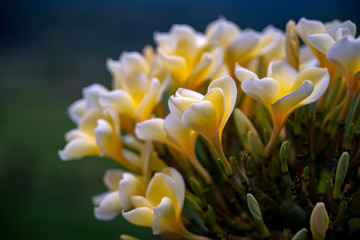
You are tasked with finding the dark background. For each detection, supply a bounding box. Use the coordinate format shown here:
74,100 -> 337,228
1,0 -> 359,239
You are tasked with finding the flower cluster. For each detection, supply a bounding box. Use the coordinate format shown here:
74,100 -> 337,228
60,17 -> 360,240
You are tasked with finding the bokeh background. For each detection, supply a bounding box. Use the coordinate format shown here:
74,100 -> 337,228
1,0 -> 359,239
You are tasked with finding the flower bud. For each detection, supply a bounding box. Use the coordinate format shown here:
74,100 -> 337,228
292,228 -> 308,240
333,152 -> 349,200
247,130 -> 264,164
279,141 -> 290,173
285,20 -> 300,70
310,202 -> 329,240
344,123 -> 354,151
247,194 -> 270,237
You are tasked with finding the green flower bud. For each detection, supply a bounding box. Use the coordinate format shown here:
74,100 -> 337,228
189,177 -> 203,197
291,228 -> 307,240
310,202 -> 329,240
247,194 -> 270,237
279,141 -> 290,173
344,123 -> 354,151
186,195 -> 204,219
333,152 -> 349,200
234,108 -> 256,151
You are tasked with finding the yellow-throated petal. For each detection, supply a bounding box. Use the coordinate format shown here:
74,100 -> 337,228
99,90 -> 135,118
181,100 -> 219,141
293,67 -> 329,105
119,173 -> 146,210
130,196 -> 153,209
241,77 -> 280,106
152,197 -> 179,235
267,60 -> 298,94
58,137 -> 101,161
146,172 -> 183,217
103,169 -> 124,191
306,33 -> 336,54
135,118 -> 168,144
168,95 -> 200,121
122,207 -> 153,227
94,119 -> 118,158
235,63 -> 259,82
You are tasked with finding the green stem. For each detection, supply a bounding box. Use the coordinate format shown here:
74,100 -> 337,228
264,127 -> 280,158
211,134 -> 233,176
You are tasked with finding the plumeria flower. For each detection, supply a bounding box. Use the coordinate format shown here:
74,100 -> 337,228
236,60 -> 329,155
93,169 -> 147,221
59,84 -> 141,172
168,75 -> 236,145
296,18 -> 356,85
154,24 -> 223,89
310,202 -> 329,240
168,75 -> 237,175
105,51 -> 170,121
226,26 -> 285,77
93,169 -> 125,220
122,168 -> 202,238
327,36 -> 360,123
135,114 -> 212,184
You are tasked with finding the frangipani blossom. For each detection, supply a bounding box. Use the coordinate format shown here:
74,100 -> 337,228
59,84 -> 141,172
296,18 -> 356,84
226,26 -> 285,77
135,114 -> 212,183
105,52 -> 170,121
327,36 -> 360,96
122,168 -> 195,237
155,24 -> 223,89
236,60 -> 329,154
168,75 -> 237,145
93,170 -> 146,221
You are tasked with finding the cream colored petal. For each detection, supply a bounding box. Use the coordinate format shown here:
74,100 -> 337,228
152,197 -> 179,235
94,119 -> 118,158
227,31 -> 259,66
299,45 -> 319,71
168,95 -> 200,121
205,46 -> 224,80
306,33 -> 336,54
83,84 -> 108,110
326,20 -> 356,40
175,88 -> 204,100
241,77 -> 280,106
158,49 -> 187,72
130,196 -> 153,209
94,191 -> 122,221
68,99 -> 86,124
123,149 -> 141,168
294,67 -> 329,105
103,169 -> 124,191
122,134 -> 144,152
135,78 -> 161,120
78,109 -> 106,137
106,58 -> 122,89
163,113 -> 198,154
203,88 -> 225,127
58,138 -> 101,161
181,100 -> 219,141
119,173 -> 146,210
146,173 -> 183,216
235,63 -> 259,82
208,75 -> 237,136
99,90 -> 135,117
64,129 -> 89,141
161,168 -> 185,205
184,52 -> 212,88
120,51 -> 149,78
296,18 -> 326,42
267,60 -> 298,94
327,36 -> 360,86
205,17 -> 241,49
272,80 -> 314,126
122,207 -> 153,227
135,118 -> 168,143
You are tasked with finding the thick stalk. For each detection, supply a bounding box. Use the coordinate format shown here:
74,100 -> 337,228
211,134 -> 233,176
263,126 -> 280,158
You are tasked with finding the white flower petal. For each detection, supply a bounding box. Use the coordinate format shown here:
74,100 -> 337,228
135,118 -> 167,143
152,197 -> 179,235
94,191 -> 122,221
122,207 -> 153,227
241,77 -> 280,106
58,138 -> 101,161
235,63 -> 259,82
94,119 -> 118,158
306,33 -> 336,54
103,169 -> 124,191
83,84 -> 108,110
68,99 -> 86,124
119,173 -> 145,210
99,90 -> 135,117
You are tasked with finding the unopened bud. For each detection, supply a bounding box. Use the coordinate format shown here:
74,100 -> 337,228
310,202 -> 329,240
246,156 -> 255,177
234,108 -> 257,151
207,205 -> 218,229
142,45 -> 155,64
279,141 -> 290,173
291,228 -> 308,240
189,177 -> 203,197
283,228 -> 291,239
247,194 -> 270,237
185,195 -> 204,218
285,20 -> 300,70
333,152 -> 349,199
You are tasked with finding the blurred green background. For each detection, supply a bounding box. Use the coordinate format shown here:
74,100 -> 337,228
1,0 -> 359,239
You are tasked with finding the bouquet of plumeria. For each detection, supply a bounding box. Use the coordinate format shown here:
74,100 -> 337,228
59,17 -> 360,240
